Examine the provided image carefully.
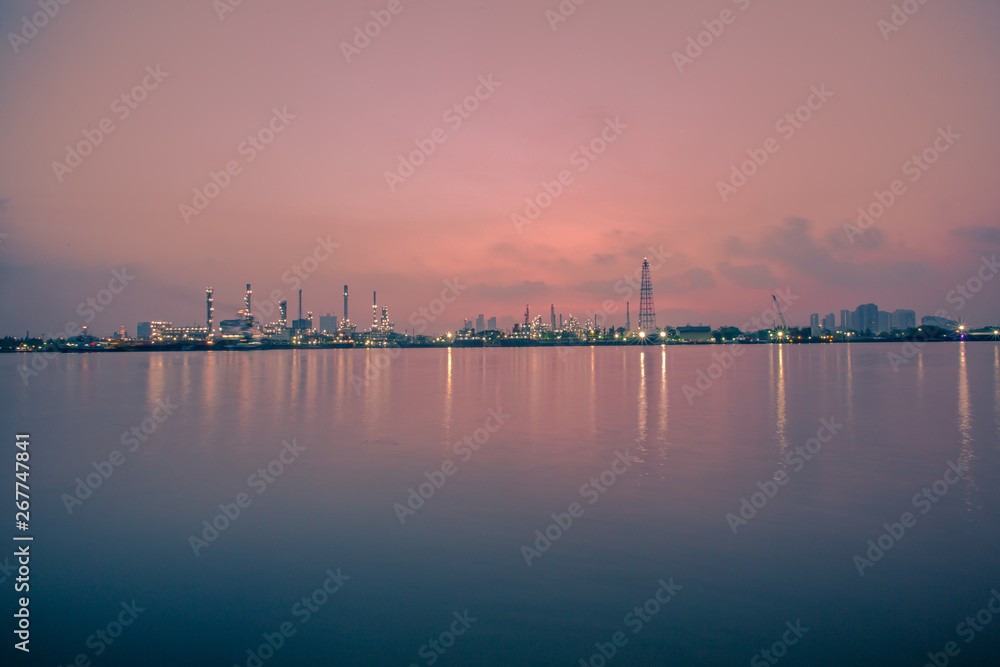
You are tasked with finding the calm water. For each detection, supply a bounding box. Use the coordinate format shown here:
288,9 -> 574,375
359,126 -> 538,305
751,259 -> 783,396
3,344 -> 1000,666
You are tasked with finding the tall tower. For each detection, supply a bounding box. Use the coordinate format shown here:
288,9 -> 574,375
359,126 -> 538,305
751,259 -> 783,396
638,258 -> 656,331
524,305 -> 530,326
244,284 -> 252,320
626,302 -> 630,331
550,304 -> 555,329
298,289 -> 303,321
373,291 -> 378,330
343,285 -> 349,324
205,287 -> 214,338
279,300 -> 287,328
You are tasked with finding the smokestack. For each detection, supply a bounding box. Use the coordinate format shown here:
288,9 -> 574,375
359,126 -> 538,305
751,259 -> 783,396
343,285 -> 349,323
551,304 -> 555,329
626,301 -> 630,331
206,287 -> 213,338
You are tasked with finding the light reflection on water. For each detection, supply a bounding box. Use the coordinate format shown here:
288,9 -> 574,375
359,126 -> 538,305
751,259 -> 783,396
4,344 -> 1000,666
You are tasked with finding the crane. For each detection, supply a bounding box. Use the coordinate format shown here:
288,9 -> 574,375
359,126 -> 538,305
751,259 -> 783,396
771,294 -> 789,338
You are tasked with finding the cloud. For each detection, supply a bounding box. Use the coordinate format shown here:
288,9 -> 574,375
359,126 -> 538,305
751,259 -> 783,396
951,226 -> 1000,246
826,225 -> 884,250
476,280 -> 548,299
716,261 -> 777,289
592,253 -> 615,265
726,217 -> 933,290
658,267 -> 715,293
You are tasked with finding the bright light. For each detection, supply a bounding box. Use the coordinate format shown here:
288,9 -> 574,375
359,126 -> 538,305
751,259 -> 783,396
958,325 -> 965,331
446,332 -> 453,338
659,331 -> 667,337
639,331 -> 646,338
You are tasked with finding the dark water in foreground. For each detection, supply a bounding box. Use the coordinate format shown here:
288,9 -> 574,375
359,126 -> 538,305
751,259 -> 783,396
2,343 -> 999,666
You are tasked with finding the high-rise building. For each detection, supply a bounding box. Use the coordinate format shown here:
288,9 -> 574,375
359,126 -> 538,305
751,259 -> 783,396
840,309 -> 852,331
877,311 -> 891,334
476,314 -> 485,332
822,313 -> 835,332
890,309 -> 916,331
638,259 -> 656,331
854,303 -> 878,334
810,313 -> 820,337
487,316 -> 496,331
550,304 -> 556,330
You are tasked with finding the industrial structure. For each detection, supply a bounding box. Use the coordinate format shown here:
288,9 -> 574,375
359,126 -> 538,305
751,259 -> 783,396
638,258 -> 656,332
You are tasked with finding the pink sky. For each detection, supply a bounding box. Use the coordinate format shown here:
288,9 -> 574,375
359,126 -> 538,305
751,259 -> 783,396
2,0 -> 1000,335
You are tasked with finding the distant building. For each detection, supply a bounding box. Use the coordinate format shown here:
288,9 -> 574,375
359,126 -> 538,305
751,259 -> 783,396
840,309 -> 853,331
487,316 -> 497,331
877,311 -> 891,334
822,313 -> 835,332
810,313 -> 820,337
854,303 -> 878,334
891,309 -> 916,331
319,314 -> 338,333
476,314 -> 485,332
677,325 -> 712,342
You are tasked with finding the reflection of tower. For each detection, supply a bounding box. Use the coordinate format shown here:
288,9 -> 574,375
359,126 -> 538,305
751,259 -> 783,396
550,304 -> 555,329
638,258 -> 656,331
343,285 -> 349,324
206,287 -> 214,338
626,302 -> 630,331
279,300 -> 287,328
244,284 -> 252,320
